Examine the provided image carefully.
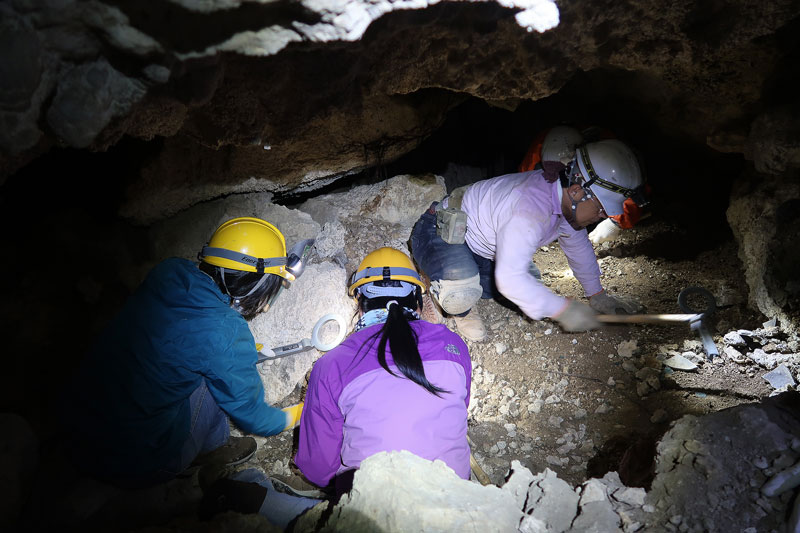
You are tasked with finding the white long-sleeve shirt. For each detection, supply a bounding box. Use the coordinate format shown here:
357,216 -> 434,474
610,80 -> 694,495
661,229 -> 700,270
461,170 -> 603,319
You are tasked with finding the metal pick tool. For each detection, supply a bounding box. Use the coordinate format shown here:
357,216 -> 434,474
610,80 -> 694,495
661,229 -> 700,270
257,313 -> 347,364
595,286 -> 719,361
678,286 -> 718,361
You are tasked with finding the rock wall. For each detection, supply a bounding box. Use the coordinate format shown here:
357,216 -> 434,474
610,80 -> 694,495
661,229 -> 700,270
727,172 -> 800,331
2,0 -> 799,218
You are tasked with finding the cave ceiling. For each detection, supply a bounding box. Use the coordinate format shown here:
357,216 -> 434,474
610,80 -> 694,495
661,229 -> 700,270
2,0 -> 800,223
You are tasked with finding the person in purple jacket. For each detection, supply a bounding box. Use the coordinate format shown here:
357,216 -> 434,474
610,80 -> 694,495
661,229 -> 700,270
294,247 -> 472,496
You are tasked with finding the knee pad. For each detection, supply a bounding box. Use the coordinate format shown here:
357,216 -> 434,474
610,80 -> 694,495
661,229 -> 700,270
430,274 -> 482,315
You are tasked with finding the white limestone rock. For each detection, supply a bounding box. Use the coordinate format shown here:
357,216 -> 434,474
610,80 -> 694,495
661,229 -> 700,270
300,173 -> 445,229
763,365 -> 796,389
502,460 -> 537,509
617,340 -> 638,358
150,192 -> 320,265
311,450 -> 524,532
663,354 -> 698,371
250,261 -> 356,404
524,468 -> 580,532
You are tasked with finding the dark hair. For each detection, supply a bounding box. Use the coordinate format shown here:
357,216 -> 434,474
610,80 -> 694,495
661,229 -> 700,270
358,282 -> 448,397
199,262 -> 283,320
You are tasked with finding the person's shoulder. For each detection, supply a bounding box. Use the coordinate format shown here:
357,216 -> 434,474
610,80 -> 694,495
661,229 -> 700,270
311,329 -> 371,370
415,322 -> 469,357
145,258 -> 208,289
151,257 -> 196,275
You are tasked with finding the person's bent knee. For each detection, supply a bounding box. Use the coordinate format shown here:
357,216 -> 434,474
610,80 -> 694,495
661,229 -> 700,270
430,274 -> 482,315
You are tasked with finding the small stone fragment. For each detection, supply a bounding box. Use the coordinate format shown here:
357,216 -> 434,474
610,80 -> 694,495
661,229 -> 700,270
723,331 -> 746,346
663,354 -> 698,371
614,487 -> 647,506
763,365 -> 796,389
529,399 -> 544,413
618,340 -> 638,358
595,403 -> 610,414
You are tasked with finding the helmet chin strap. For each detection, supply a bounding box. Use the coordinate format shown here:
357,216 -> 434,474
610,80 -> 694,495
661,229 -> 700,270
220,267 -> 272,311
570,185 -> 597,216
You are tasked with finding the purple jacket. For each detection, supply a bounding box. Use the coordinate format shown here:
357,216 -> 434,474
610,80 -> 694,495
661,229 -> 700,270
461,170 -> 603,319
294,320 -> 471,486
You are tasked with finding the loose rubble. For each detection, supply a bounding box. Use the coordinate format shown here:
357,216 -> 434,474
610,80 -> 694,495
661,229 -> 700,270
295,391 -> 800,533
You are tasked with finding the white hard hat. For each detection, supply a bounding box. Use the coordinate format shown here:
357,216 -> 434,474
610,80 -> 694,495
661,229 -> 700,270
542,126 -> 584,164
574,139 -> 643,217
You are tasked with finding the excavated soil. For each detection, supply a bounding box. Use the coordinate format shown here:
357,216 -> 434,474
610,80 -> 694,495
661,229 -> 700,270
247,215 -> 772,491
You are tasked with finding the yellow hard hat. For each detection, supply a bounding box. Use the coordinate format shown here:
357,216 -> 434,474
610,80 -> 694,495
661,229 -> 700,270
199,217 -> 294,280
348,247 -> 426,297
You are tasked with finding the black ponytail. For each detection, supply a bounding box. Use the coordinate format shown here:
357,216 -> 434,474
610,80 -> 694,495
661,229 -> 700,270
359,285 -> 448,397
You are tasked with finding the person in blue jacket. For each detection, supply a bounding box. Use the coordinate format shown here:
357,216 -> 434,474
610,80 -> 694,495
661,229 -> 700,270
60,217 -> 306,489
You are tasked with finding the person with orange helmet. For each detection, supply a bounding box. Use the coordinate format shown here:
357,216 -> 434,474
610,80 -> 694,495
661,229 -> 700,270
60,217 -> 307,489
411,138 -> 646,341
519,125 -> 651,244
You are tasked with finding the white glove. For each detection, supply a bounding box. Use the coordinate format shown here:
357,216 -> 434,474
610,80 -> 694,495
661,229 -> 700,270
553,300 -> 599,332
589,218 -> 622,245
589,290 -> 643,314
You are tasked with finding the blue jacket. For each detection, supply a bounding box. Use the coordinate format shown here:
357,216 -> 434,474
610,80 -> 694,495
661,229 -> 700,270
63,258 -> 286,480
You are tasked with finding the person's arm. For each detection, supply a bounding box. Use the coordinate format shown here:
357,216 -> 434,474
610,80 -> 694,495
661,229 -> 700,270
443,331 -> 472,407
460,343 -> 472,408
557,222 -> 603,298
493,210 -> 567,319
294,358 -> 345,487
203,318 -> 287,437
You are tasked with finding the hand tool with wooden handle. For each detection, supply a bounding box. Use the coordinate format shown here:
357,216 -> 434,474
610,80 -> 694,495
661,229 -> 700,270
596,286 -> 719,361
596,313 -> 702,325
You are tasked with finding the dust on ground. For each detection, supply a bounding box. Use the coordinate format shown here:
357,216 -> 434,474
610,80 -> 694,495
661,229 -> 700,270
249,215 -> 772,490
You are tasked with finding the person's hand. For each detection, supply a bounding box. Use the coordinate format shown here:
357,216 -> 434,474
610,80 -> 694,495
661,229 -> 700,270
589,290 -> 643,314
589,218 -> 622,245
553,300 -> 599,332
282,402 -> 304,431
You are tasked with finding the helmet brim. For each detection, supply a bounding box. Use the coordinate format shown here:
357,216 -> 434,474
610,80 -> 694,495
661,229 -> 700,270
590,185 -> 625,217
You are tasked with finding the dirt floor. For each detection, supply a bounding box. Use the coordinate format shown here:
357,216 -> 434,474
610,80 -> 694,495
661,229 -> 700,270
245,215 -> 774,492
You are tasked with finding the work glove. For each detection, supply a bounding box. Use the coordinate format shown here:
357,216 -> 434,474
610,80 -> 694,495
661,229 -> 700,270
282,402 -> 304,431
553,300 -> 599,332
589,218 -> 622,245
589,290 -> 643,314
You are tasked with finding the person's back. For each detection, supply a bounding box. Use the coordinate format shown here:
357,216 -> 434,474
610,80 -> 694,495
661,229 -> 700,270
295,247 -> 471,489
301,320 -> 470,482
64,258 -> 247,481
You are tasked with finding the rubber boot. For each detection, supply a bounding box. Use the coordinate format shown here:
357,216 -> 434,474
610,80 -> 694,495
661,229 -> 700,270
453,309 -> 487,342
